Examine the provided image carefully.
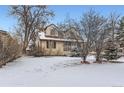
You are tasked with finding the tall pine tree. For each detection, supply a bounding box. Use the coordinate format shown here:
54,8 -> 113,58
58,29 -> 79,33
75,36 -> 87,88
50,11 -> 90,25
104,39 -> 118,61
104,13 -> 120,61
116,16 -> 124,47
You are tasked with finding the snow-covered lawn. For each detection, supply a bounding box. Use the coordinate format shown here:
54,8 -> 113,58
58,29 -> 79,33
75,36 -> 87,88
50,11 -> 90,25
0,56 -> 124,87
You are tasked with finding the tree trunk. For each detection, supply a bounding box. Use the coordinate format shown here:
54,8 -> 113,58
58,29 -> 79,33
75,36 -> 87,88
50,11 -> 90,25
81,55 -> 90,64
96,55 -> 100,62
96,52 -> 102,63
22,41 -> 28,54
83,56 -> 86,62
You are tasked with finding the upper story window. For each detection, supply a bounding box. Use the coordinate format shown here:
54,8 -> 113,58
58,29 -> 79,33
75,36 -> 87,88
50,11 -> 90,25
50,28 -> 56,36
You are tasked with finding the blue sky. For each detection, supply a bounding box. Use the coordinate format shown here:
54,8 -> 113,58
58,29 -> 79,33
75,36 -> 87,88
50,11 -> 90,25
0,5 -> 124,31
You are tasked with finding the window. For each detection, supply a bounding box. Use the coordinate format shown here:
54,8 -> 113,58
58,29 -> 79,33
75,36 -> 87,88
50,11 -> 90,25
64,41 -> 71,51
46,41 -> 56,49
64,42 -> 67,51
47,41 -> 49,48
53,41 -> 56,48
51,29 -> 55,36
64,42 -> 79,51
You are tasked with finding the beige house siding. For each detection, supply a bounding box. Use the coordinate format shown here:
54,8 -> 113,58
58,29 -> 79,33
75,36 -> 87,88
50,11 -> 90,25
38,40 -> 84,56
39,40 -> 64,56
45,24 -> 58,37
0,30 -> 11,48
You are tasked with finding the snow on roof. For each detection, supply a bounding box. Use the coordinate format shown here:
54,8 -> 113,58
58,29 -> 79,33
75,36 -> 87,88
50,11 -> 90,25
39,32 -> 45,39
45,24 -> 58,31
0,30 -> 8,35
38,32 -> 83,42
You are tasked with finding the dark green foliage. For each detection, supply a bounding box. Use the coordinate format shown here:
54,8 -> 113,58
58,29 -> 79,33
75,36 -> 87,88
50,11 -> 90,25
116,16 -> 124,47
104,40 -> 118,61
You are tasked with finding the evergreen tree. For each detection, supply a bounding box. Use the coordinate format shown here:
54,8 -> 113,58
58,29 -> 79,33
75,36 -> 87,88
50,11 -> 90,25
104,39 -> 118,61
116,16 -> 124,47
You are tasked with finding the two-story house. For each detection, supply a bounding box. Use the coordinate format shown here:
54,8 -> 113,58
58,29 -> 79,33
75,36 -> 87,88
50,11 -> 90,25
33,24 -> 83,56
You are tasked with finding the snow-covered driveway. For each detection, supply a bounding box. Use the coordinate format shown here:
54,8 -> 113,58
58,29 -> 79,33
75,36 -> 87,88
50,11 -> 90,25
0,56 -> 124,87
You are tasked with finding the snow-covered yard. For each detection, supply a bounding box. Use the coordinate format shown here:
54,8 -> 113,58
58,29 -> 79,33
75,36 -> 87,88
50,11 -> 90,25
0,56 -> 124,87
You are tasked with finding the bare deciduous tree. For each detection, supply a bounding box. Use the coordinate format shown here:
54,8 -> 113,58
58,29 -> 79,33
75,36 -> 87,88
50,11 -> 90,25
79,9 -> 99,63
93,21 -> 109,63
10,5 -> 54,53
58,10 -> 108,63
109,12 -> 120,42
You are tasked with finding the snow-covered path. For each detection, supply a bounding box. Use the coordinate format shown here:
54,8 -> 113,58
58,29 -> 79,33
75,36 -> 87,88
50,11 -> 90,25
0,56 -> 124,87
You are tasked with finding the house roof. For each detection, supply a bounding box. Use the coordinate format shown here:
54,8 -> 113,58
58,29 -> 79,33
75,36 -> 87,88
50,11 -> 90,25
40,37 -> 83,42
44,24 -> 58,31
38,24 -> 83,42
0,30 -> 8,35
38,32 -> 83,42
0,30 -> 12,40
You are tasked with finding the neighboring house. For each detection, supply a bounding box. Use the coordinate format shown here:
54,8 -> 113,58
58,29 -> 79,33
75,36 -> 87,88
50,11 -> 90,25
0,30 -> 12,60
0,30 -> 11,49
32,24 -> 83,56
